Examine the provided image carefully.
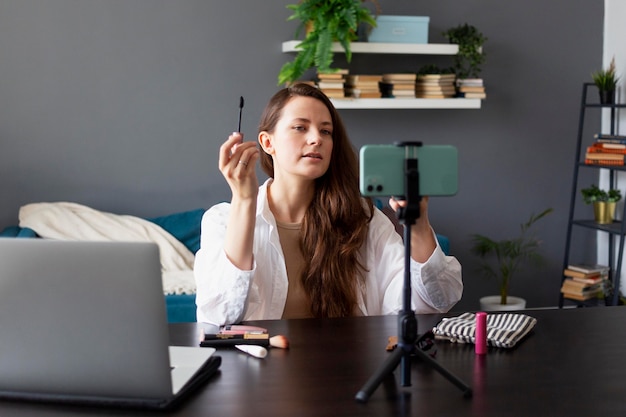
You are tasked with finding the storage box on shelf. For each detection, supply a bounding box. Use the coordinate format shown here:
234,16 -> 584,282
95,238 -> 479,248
367,15 -> 430,44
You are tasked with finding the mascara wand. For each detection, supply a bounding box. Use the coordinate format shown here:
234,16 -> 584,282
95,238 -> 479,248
237,96 -> 244,132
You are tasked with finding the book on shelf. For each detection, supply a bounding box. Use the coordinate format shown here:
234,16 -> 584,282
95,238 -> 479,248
415,87 -> 456,95
345,74 -> 383,84
379,83 -> 415,98
591,142 -> 626,150
317,69 -> 349,80
317,80 -> 345,89
345,75 -> 383,98
345,81 -> 381,90
390,90 -> 416,98
595,138 -> 626,145
584,152 -> 624,161
416,74 -> 456,98
417,79 -> 455,87
561,274 -> 605,300
570,276 -> 605,286
416,92 -> 456,99
567,263 -> 610,274
584,159 -> 625,166
382,73 -> 417,82
392,83 -> 418,91
458,92 -> 487,99
458,86 -> 486,93
561,288 -> 603,301
587,144 -> 626,154
345,88 -> 382,98
415,82 -> 455,90
455,78 -> 484,87
561,279 -> 603,294
418,73 -> 456,81
418,93 -> 455,99
594,133 -> 626,140
563,268 -> 601,279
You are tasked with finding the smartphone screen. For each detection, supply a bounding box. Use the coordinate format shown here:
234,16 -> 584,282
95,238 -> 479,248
359,144 -> 458,197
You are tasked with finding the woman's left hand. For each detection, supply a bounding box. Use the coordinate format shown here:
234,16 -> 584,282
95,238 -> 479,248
389,196 -> 437,262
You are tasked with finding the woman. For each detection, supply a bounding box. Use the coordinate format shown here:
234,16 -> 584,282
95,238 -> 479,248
194,83 -> 462,325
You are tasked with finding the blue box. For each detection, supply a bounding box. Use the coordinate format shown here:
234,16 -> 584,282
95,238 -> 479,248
368,15 -> 429,44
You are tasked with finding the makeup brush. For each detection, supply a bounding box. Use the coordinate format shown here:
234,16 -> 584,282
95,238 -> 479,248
200,333 -> 289,349
236,345 -> 267,359
237,96 -> 244,132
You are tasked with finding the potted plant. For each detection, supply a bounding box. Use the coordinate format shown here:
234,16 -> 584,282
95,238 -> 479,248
591,56 -> 619,104
442,23 -> 487,80
471,208 -> 553,311
278,0 -> 379,85
581,184 -> 622,224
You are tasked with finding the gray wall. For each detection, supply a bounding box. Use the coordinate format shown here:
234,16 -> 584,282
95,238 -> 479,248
0,1 -> 604,311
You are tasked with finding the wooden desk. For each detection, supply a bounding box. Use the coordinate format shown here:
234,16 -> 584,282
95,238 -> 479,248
3,307 -> 626,416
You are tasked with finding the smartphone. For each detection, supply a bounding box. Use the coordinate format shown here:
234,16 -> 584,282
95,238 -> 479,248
359,144 -> 458,197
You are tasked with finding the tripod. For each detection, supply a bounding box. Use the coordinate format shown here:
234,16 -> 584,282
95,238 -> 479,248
355,142 -> 472,403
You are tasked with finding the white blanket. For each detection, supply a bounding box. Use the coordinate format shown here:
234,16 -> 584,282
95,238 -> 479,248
19,202 -> 196,295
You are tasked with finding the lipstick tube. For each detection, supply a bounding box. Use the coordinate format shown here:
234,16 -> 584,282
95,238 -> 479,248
475,312 -> 487,355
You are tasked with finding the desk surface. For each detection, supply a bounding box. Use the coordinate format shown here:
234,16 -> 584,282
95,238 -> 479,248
3,307 -> 626,416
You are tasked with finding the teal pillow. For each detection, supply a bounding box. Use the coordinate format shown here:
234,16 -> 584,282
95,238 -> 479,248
145,208 -> 205,254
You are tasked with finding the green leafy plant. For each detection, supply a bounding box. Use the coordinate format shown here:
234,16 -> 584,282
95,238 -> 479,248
592,56 -> 619,92
471,208 -> 553,305
442,23 -> 487,79
278,0 -> 379,85
581,184 -> 622,204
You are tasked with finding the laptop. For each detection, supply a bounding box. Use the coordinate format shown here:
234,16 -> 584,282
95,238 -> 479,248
0,238 -> 220,410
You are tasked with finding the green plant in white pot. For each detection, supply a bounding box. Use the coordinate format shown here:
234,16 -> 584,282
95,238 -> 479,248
471,208 -> 553,310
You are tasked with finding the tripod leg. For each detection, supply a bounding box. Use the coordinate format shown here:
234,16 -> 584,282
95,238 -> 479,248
413,347 -> 473,398
355,346 -> 405,403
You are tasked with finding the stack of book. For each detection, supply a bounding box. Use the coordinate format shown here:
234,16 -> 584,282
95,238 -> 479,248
415,74 -> 456,98
561,263 -> 609,301
345,74 -> 383,98
316,69 -> 348,99
380,73 -> 417,99
456,78 -> 487,99
585,133 -> 626,166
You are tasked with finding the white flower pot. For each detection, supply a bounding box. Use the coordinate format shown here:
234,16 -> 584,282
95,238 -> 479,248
479,295 -> 526,312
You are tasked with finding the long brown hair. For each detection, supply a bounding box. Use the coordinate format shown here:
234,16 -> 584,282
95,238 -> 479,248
258,83 -> 374,317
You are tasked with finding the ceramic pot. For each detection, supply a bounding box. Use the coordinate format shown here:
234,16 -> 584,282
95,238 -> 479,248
599,90 -> 615,105
479,295 -> 526,312
593,201 -> 616,224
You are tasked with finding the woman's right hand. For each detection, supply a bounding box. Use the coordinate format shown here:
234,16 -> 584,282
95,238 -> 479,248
219,132 -> 260,201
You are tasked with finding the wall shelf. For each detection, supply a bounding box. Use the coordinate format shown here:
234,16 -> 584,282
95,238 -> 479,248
330,98 -> 481,109
281,41 -> 459,55
281,40 -> 481,110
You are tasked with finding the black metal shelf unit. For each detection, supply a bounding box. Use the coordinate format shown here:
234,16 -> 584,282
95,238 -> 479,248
561,83 -> 626,307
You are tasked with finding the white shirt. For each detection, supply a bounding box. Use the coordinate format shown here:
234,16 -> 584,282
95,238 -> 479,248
194,179 -> 463,325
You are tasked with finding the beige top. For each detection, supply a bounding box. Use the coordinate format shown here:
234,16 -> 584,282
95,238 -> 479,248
276,221 -> 313,319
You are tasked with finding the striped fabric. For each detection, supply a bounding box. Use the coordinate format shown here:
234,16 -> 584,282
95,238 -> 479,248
432,312 -> 537,348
